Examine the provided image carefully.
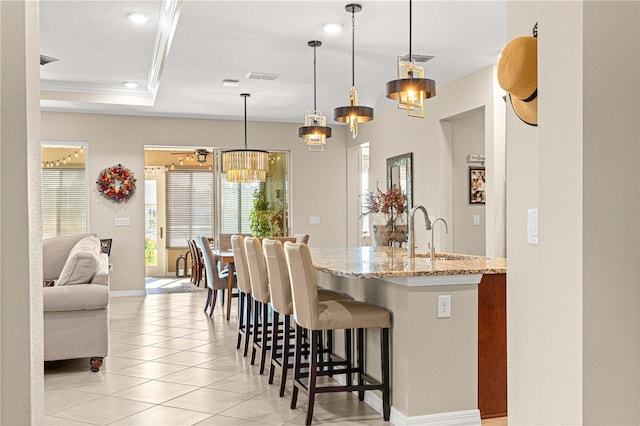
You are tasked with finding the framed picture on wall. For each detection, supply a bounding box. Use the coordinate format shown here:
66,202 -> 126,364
469,167 -> 486,204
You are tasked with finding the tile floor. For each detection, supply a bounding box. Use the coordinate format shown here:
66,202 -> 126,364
44,291 -> 507,426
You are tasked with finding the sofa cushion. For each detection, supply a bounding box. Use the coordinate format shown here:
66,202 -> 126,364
43,284 -> 109,312
43,233 -> 96,281
56,236 -> 102,286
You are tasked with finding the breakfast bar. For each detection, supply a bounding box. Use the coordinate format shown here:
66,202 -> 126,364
310,246 -> 507,425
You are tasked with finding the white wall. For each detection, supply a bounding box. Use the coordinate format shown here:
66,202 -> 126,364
41,113 -> 349,293
0,1 -> 44,423
507,1 -> 640,423
351,65 -> 505,257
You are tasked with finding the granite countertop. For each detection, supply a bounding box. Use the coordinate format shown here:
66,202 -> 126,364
309,246 -> 506,279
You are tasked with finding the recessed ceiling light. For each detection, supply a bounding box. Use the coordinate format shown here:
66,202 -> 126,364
323,22 -> 343,34
127,12 -> 150,24
222,79 -> 240,87
123,81 -> 139,89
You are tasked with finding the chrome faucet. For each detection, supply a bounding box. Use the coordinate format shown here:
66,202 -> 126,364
408,205 -> 432,258
430,218 -> 449,263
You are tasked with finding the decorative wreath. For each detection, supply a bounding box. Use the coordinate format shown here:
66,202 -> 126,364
96,164 -> 137,203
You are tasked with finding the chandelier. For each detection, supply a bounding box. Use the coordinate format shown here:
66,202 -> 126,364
222,93 -> 269,183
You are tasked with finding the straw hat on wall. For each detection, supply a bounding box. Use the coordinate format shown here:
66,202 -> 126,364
498,36 -> 537,126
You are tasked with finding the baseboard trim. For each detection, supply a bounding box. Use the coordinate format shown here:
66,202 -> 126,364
335,374 -> 481,425
109,290 -> 147,298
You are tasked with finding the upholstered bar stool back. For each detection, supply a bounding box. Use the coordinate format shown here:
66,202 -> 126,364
244,237 -> 270,305
244,236 -> 272,373
262,239 -> 293,315
284,242 -> 392,425
231,234 -> 252,356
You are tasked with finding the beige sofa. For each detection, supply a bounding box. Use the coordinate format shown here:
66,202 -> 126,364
43,234 -> 110,371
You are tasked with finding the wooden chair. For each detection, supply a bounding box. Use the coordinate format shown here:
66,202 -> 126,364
196,236 -> 229,317
284,242 -> 391,425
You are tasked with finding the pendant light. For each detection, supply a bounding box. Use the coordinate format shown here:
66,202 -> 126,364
299,40 -> 332,152
222,93 -> 269,183
333,4 -> 373,138
385,0 -> 436,118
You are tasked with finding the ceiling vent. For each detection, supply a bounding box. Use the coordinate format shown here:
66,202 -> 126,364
399,54 -> 434,63
245,72 -> 280,81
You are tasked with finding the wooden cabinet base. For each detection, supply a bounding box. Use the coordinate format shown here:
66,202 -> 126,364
478,273 -> 507,419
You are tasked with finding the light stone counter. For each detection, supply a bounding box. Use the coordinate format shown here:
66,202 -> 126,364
310,246 -> 506,287
310,246 -> 507,425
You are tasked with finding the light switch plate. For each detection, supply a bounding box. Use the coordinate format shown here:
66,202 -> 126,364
115,217 -> 131,226
309,216 -> 320,225
473,215 -> 480,226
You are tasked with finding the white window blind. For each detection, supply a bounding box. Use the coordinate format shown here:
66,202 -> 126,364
42,168 -> 87,239
166,170 -> 214,248
219,173 -> 260,234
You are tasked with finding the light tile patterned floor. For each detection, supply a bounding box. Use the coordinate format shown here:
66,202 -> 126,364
44,291 -> 508,425
44,292 -> 394,425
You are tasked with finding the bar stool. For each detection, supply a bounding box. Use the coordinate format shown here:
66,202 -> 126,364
284,242 -> 391,425
294,233 -> 309,244
244,236 -> 272,374
262,238 -> 352,397
230,234 -> 252,357
196,236 -> 230,317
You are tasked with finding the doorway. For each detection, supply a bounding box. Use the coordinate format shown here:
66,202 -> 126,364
144,168 -> 166,276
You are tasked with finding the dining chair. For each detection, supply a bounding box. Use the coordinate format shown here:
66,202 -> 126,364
262,238 -> 352,397
294,233 -> 310,244
196,236 -> 229,317
231,234 -> 252,356
186,239 -> 201,286
284,242 -> 391,425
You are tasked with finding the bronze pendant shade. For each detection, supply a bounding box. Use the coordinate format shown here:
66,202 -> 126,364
299,41 -> 332,151
333,3 -> 373,138
385,0 -> 436,118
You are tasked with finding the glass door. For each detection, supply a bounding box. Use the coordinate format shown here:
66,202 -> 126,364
145,170 -> 166,276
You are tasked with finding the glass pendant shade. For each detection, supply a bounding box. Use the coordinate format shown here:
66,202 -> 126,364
299,40 -> 332,151
333,4 -> 374,138
385,0 -> 436,118
222,93 -> 269,183
223,149 -> 269,183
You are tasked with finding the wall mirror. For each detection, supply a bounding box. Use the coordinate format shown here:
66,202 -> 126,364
386,152 -> 413,210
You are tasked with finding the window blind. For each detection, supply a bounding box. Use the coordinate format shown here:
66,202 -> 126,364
42,168 -> 87,239
219,173 -> 260,234
166,170 -> 214,248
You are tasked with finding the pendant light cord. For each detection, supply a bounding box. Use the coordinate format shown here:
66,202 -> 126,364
313,44 -> 318,112
243,95 -> 248,150
351,10 -> 355,87
409,0 -> 412,62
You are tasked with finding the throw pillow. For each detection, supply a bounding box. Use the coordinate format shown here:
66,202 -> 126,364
56,236 -> 102,286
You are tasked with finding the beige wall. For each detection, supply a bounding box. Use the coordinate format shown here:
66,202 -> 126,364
41,113 -> 349,293
582,1 -> 639,423
507,1 -> 640,424
0,0 -> 45,423
351,65 -> 505,257
446,107 -> 486,256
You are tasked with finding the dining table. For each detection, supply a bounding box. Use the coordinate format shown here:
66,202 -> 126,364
211,249 -> 235,321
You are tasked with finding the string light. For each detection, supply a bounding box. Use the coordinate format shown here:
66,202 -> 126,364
42,146 -> 86,169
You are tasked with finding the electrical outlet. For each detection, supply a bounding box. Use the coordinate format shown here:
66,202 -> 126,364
437,295 -> 451,318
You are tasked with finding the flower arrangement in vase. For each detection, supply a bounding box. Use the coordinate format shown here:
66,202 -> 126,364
362,183 -> 408,247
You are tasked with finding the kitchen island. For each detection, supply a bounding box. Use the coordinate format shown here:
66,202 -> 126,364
310,246 -> 506,425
